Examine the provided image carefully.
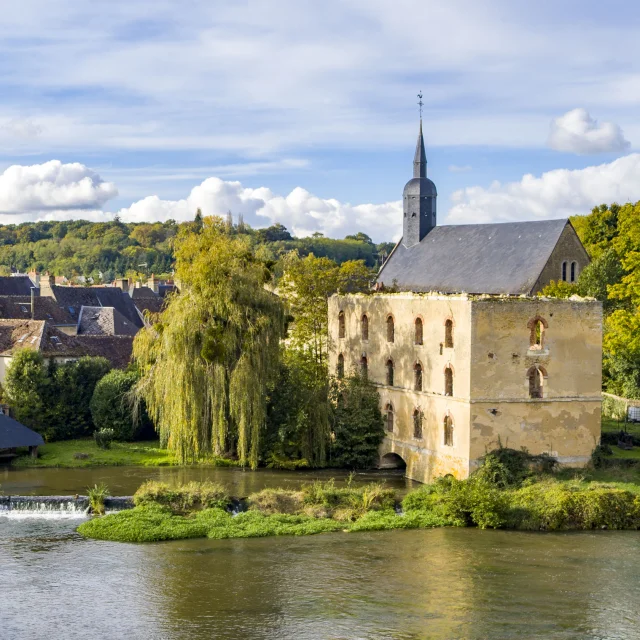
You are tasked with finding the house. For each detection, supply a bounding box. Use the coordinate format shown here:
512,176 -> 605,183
329,120 -> 602,484
0,412 -> 44,459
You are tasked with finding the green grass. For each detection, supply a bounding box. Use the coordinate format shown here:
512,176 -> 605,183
11,438 -> 239,468
602,416 -> 640,438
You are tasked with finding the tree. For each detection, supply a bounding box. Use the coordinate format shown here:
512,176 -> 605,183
133,216 -> 285,468
329,373 -> 384,468
91,370 -> 148,441
4,352 -> 110,440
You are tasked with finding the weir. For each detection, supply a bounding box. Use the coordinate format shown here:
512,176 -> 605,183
0,495 -> 133,518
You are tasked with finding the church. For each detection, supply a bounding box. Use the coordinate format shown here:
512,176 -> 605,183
328,122 -> 602,483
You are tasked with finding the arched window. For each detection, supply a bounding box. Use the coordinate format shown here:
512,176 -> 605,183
444,415 -> 454,446
386,359 -> 394,386
562,261 -> 568,282
337,353 -> 344,379
527,365 -> 546,399
414,318 -> 423,345
414,363 -> 423,391
570,261 -> 577,283
385,403 -> 394,433
444,366 -> 453,396
360,354 -> 368,379
528,316 -> 548,351
445,319 -> 454,348
361,314 -> 369,341
413,409 -> 423,439
338,311 -> 345,339
386,315 -> 395,343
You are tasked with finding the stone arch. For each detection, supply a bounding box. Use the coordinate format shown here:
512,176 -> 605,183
444,317 -> 454,348
414,316 -> 424,345
527,315 -> 548,350
444,364 -> 454,396
527,364 -> 548,399
379,452 -> 406,470
336,353 -> 344,378
386,314 -> 395,343
361,313 -> 369,341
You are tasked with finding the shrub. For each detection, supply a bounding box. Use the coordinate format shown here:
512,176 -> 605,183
94,428 -> 115,450
91,370 -> 148,441
87,483 -> 110,515
247,488 -> 305,515
133,481 -> 230,513
476,447 -> 557,487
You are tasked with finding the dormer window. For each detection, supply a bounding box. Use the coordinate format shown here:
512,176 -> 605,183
50,336 -> 61,345
20,306 -> 28,313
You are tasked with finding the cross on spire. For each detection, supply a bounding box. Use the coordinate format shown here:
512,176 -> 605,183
417,91 -> 423,119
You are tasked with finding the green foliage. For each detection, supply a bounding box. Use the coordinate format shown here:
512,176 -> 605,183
247,488 -> 305,515
87,483 -> 110,515
90,370 -> 148,441
4,351 -> 111,441
133,216 -> 285,468
475,447 -> 558,487
328,374 -> 385,468
133,480 -> 230,512
94,428 -> 115,450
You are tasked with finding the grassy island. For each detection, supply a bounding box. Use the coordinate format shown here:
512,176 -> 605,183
77,449 -> 640,543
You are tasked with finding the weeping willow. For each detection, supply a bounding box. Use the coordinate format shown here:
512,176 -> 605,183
133,217 -> 285,468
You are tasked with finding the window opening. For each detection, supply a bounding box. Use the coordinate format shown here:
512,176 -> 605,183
338,311 -> 345,339
386,359 -> 394,386
361,314 -> 369,341
444,366 -> 453,396
444,415 -> 454,446
414,318 -> 423,345
445,319 -> 454,348
413,409 -> 423,439
386,316 -> 394,343
337,353 -> 344,379
385,404 -> 394,433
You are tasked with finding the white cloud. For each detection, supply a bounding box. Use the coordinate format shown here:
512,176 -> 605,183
0,160 -> 117,215
447,153 -> 640,224
548,108 -> 630,154
116,176 -> 402,241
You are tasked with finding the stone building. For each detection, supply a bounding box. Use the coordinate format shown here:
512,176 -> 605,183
328,121 -> 602,483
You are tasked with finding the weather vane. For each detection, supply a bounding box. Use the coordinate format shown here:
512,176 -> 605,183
417,91 -> 423,119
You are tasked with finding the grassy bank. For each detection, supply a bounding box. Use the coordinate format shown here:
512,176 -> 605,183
12,439 -> 239,468
77,455 -> 640,543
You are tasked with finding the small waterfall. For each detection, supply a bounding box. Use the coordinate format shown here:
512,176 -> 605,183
0,496 -> 133,519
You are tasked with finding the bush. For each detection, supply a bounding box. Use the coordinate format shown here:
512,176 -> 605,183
248,488 -> 305,515
90,370 -> 147,441
94,429 -> 115,450
133,481 -> 230,513
475,447 -> 557,487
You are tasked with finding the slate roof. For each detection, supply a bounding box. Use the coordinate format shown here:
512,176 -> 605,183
377,219 -> 570,295
0,296 -> 76,325
47,285 -> 143,328
77,306 -> 138,336
0,276 -> 37,296
0,320 -> 43,355
0,413 -> 44,449
131,286 -> 166,315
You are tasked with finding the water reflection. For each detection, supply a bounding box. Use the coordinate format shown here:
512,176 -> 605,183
1,516 -> 639,639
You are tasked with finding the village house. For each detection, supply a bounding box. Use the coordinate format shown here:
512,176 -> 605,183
329,121 -> 602,484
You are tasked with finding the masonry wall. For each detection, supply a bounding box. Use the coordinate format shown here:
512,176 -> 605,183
468,297 -> 602,466
328,294 -> 473,483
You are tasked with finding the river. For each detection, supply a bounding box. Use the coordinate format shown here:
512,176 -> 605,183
1,467 -> 640,639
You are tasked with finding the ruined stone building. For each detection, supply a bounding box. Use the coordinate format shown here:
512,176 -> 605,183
328,122 -> 602,483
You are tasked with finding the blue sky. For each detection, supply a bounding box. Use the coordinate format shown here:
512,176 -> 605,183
0,0 -> 639,241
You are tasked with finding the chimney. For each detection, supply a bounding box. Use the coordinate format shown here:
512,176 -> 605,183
147,273 -> 159,294
40,272 -> 55,298
28,270 -> 40,287
116,277 -> 130,294
30,287 -> 36,319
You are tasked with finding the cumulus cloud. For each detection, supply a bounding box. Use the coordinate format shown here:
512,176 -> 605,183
548,108 -> 630,155
447,153 -> 640,224
0,160 -> 117,215
117,177 -> 402,240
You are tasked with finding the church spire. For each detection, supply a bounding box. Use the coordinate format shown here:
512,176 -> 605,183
413,119 -> 427,178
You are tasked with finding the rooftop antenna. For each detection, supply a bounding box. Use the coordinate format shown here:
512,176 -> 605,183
417,90 -> 424,120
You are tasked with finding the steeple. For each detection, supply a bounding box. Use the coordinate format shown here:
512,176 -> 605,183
413,119 -> 427,178
402,113 -> 437,248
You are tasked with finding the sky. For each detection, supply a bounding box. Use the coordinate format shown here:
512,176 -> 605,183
0,0 -> 639,241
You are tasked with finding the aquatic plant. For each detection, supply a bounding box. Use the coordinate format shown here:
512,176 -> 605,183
87,483 -> 111,515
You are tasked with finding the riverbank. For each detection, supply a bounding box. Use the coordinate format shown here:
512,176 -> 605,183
77,455 -> 640,543
11,439 -> 239,468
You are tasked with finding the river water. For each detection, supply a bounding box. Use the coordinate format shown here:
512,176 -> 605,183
2,467 -> 640,640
